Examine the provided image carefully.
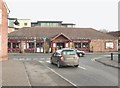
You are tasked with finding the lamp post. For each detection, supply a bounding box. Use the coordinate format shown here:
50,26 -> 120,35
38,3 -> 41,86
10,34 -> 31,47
34,37 -> 36,53
43,38 -> 46,53
14,18 -> 19,25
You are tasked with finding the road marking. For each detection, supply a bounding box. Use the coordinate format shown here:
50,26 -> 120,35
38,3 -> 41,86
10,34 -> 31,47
91,57 -> 102,61
39,60 -> 77,86
46,60 -> 87,70
47,66 -> 77,87
39,61 -> 44,63
78,66 -> 87,70
46,60 -> 50,63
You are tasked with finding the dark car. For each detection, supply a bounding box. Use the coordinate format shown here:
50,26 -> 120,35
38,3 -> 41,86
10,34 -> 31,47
50,48 -> 80,68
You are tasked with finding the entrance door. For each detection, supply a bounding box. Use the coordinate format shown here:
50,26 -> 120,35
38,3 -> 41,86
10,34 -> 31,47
56,43 -> 65,49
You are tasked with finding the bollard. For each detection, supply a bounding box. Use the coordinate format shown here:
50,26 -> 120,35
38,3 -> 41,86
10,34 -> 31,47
118,53 -> 120,63
111,53 -> 113,60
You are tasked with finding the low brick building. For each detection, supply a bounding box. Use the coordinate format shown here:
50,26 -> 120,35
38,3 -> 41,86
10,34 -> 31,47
8,27 -> 118,53
107,31 -> 120,51
0,0 -> 9,60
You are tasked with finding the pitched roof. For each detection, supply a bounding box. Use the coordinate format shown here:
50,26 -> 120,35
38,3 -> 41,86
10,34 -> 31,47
51,33 -> 72,41
8,27 -> 117,40
107,31 -> 120,38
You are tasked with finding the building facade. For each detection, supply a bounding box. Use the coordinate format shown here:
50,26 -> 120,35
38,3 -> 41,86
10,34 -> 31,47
0,0 -> 9,60
107,31 -> 120,51
8,18 -> 31,33
8,27 -> 118,53
31,21 -> 75,28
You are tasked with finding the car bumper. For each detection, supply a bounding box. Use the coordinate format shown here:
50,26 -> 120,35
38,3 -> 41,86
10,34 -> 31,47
60,61 -> 79,66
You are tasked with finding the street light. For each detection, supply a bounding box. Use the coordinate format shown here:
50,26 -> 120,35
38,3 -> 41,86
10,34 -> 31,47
14,19 -> 19,25
8,18 -> 19,25
34,37 -> 36,53
43,37 -> 47,53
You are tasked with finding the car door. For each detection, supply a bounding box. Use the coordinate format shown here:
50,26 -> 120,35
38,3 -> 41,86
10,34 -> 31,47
51,53 -> 56,64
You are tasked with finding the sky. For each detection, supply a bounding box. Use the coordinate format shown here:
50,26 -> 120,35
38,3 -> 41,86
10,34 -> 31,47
5,0 -> 119,32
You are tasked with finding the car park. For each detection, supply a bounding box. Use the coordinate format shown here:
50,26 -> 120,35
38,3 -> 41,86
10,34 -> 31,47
50,48 -> 80,68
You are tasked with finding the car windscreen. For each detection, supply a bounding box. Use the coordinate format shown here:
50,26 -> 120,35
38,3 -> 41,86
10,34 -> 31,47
62,50 -> 76,55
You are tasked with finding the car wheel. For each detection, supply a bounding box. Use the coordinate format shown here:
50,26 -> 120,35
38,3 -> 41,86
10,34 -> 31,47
79,53 -> 83,57
57,61 -> 61,68
74,65 -> 79,67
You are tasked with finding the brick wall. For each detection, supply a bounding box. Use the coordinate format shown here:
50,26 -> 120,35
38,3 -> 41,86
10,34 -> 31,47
90,39 -> 118,52
0,0 -> 8,60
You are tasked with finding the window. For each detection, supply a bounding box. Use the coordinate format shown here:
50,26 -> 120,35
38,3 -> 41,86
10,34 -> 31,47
74,43 -> 81,48
82,43 -> 89,48
53,23 -> 59,27
62,50 -> 76,55
8,42 -> 11,48
105,42 -> 113,49
24,23 -> 27,26
12,43 -> 20,48
41,23 -> 47,27
28,42 -> 34,48
36,43 -> 43,47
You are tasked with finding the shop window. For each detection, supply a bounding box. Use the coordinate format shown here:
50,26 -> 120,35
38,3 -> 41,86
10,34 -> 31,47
82,43 -> 89,48
36,43 -> 43,47
74,43 -> 81,48
8,42 -> 11,48
13,42 -> 20,48
28,42 -> 35,48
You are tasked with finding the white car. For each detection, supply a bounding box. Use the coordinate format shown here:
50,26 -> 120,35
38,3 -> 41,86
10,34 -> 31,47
75,49 -> 85,57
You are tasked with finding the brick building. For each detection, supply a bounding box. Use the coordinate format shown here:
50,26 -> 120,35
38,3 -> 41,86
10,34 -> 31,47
107,31 -> 120,51
0,0 -> 9,60
8,27 -> 118,53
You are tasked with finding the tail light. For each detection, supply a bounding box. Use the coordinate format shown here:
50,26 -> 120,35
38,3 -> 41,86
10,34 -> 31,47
61,56 -> 64,61
75,55 -> 79,60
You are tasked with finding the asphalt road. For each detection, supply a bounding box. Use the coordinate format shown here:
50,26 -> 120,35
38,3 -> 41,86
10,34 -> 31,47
9,52 -> 118,86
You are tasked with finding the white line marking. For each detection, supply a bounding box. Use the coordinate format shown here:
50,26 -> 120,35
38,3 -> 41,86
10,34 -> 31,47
78,66 -> 87,70
39,61 -> 44,63
91,57 -> 102,61
46,60 -> 50,63
47,66 -> 77,87
39,61 -> 77,86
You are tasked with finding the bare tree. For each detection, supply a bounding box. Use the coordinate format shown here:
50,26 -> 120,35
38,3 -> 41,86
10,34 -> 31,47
99,29 -> 109,33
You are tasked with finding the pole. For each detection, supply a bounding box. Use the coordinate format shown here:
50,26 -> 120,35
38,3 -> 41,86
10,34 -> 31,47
111,53 -> 113,60
43,38 -> 46,53
118,53 -> 120,63
34,37 -> 36,53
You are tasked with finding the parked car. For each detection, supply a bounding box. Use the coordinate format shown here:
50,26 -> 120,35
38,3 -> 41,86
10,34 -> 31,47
50,48 -> 80,68
75,49 -> 85,57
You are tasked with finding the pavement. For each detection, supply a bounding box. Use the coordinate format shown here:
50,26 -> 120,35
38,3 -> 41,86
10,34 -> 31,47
2,59 -> 74,87
95,53 -> 120,69
2,60 -> 31,86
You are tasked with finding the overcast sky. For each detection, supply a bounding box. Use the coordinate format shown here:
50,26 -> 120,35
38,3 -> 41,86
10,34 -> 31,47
5,0 -> 119,32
